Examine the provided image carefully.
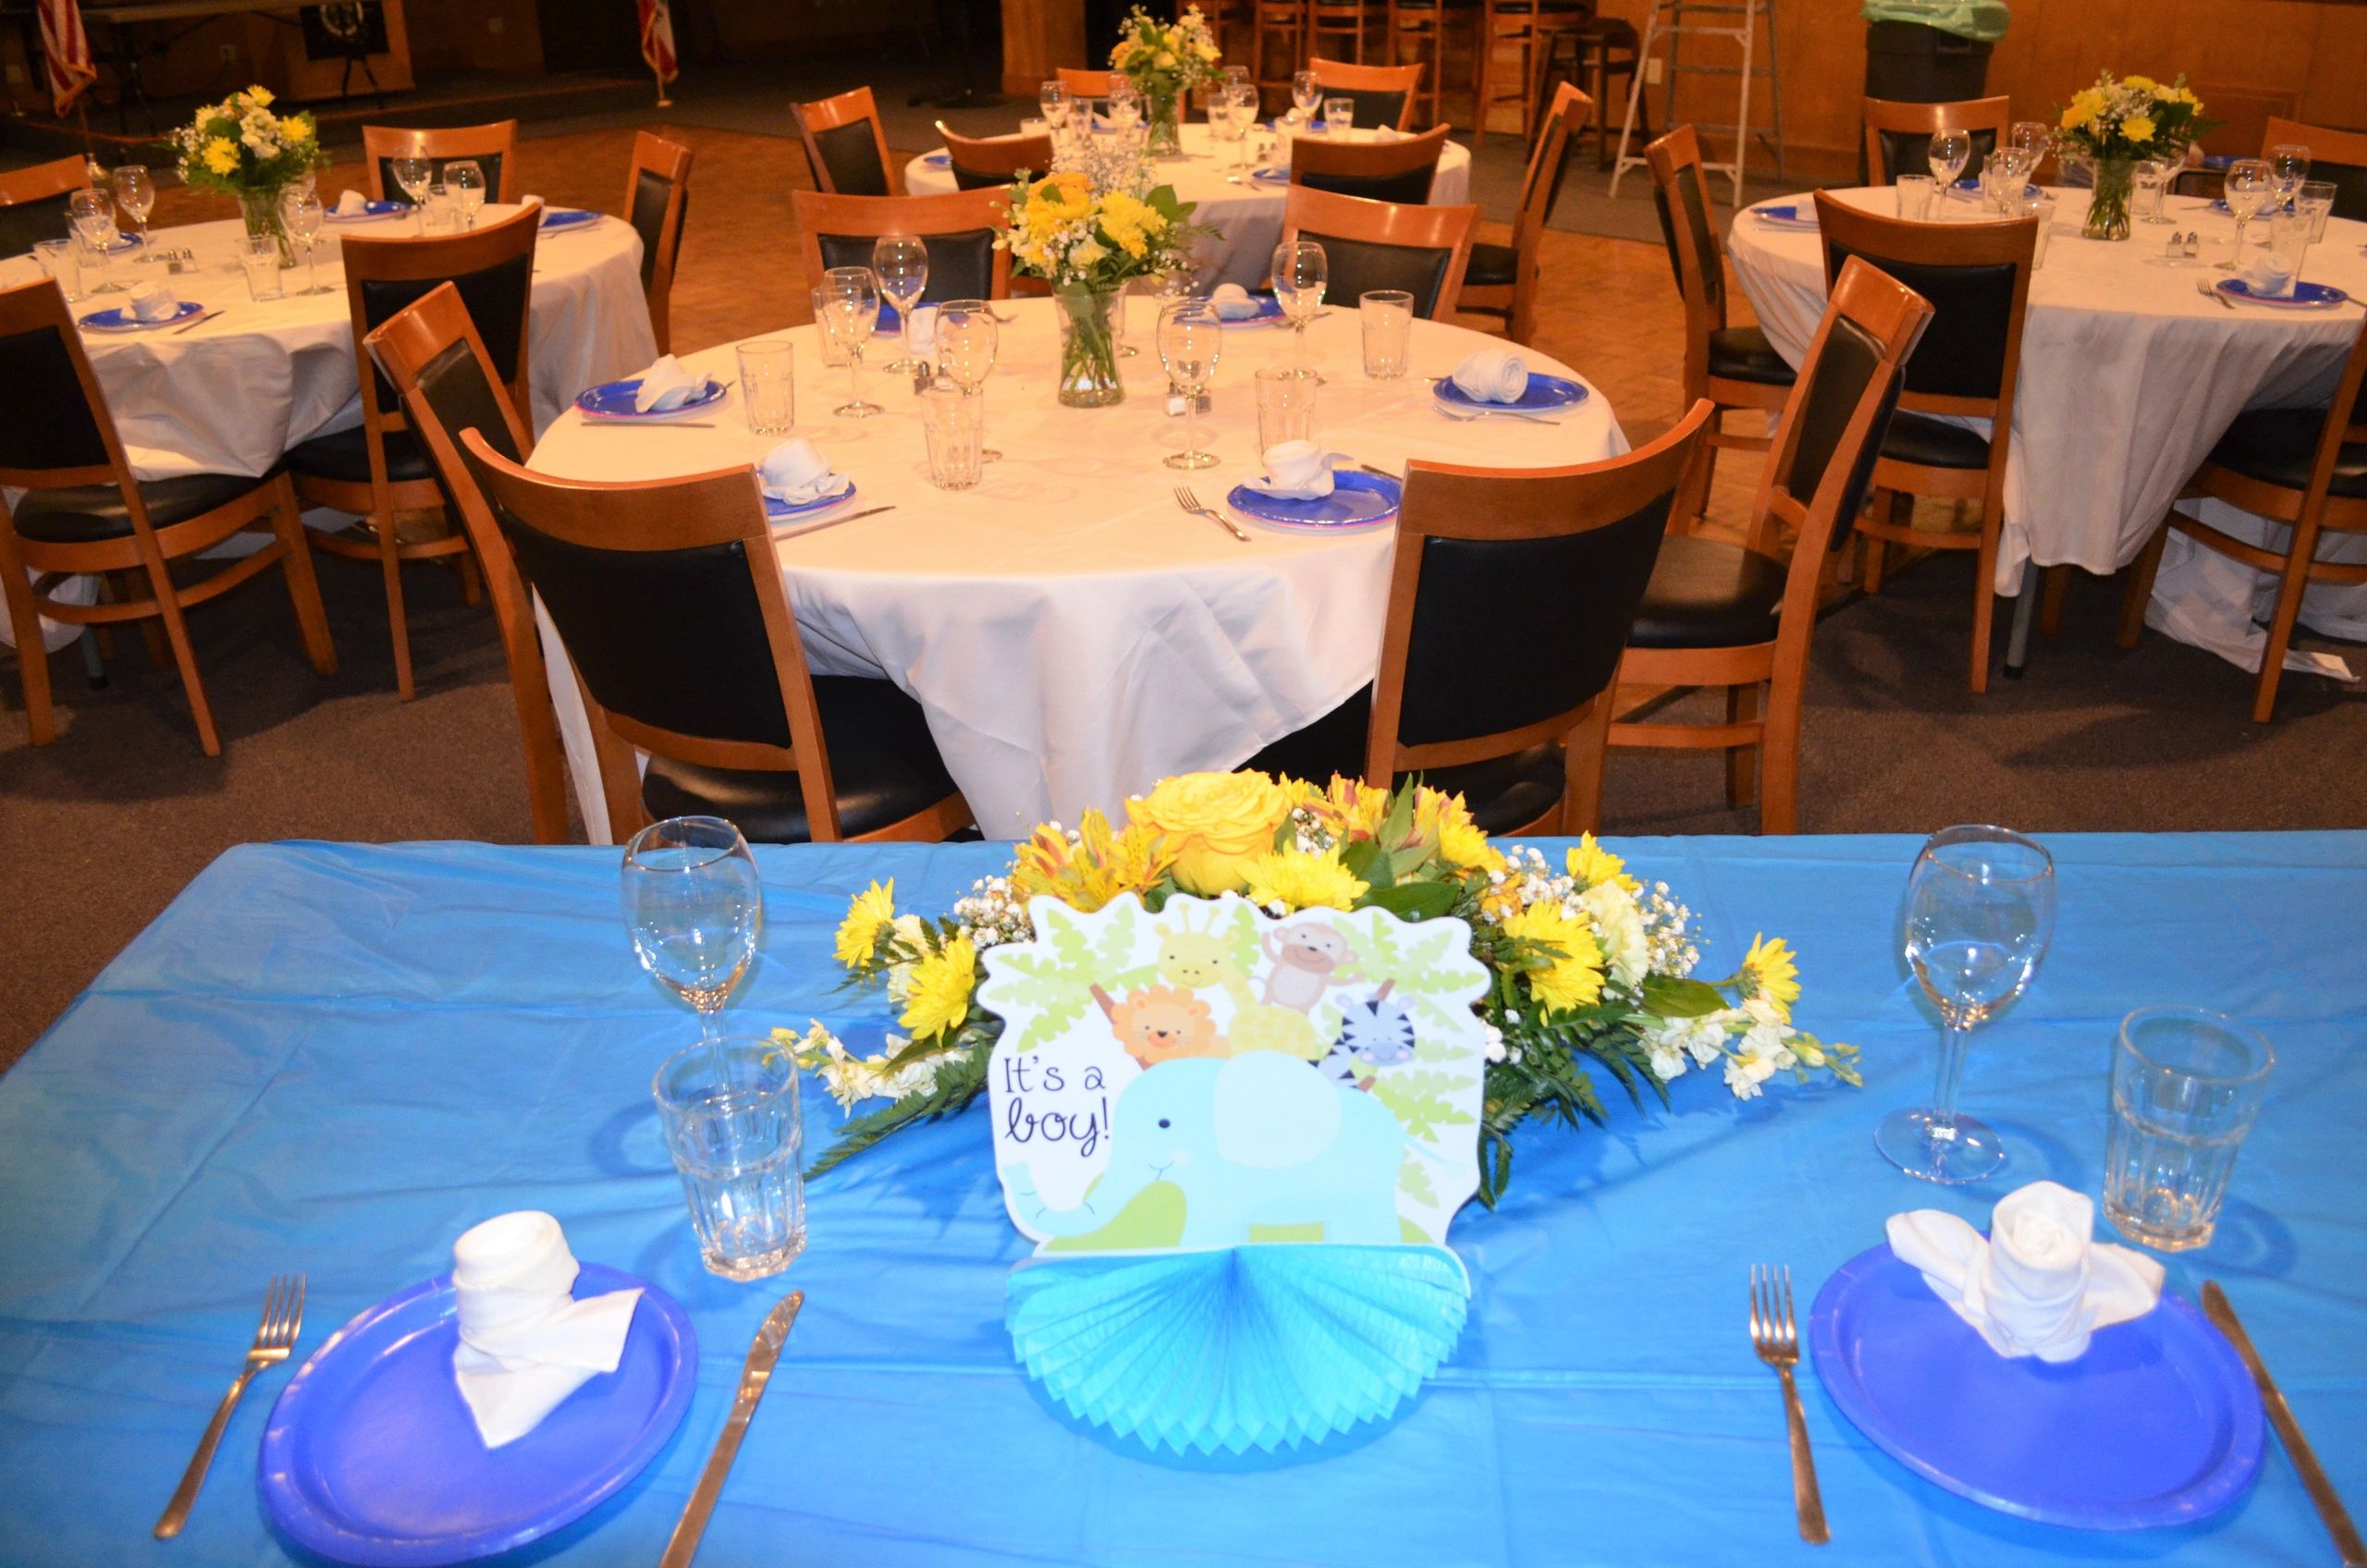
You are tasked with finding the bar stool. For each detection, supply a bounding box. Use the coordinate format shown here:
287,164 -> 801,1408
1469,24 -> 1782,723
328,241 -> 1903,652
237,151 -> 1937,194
1471,0 -> 1539,146
1254,0 -> 1312,104
1311,0 -> 1383,64
1386,0 -> 1472,129
1539,13 -> 1647,168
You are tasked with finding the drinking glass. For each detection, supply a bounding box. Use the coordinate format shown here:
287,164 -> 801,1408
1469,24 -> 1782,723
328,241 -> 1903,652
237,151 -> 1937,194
2021,191 -> 2056,267
445,158 -> 486,229
2103,1007 -> 2274,1252
2265,207 -> 2311,280
1893,173 -> 1934,219
1323,97 -> 1354,135
870,233 -> 930,374
390,155 -> 433,234
1223,64 -> 1252,92
738,340 -> 795,434
32,238 -> 81,301
2298,180 -> 2336,242
281,188 -> 327,295
1040,80 -> 1070,129
1107,86 -> 1141,131
1877,825 -> 2055,1183
2220,158 -> 2273,269
2133,159 -> 2173,225
622,815 -> 764,1049
1110,277 -> 1138,360
1208,101 -> 1244,180
2008,119 -> 2051,166
921,379 -> 985,489
653,1036 -> 805,1280
1272,239 -> 1328,377
1292,69 -> 1322,124
1927,129 -> 1971,189
936,298 -> 1002,460
1255,366 -> 1317,451
811,286 -> 850,368
69,189 -> 118,292
1157,298 -> 1222,470
816,265 -> 883,417
2266,142 -> 2311,210
420,183 -> 459,235
240,234 -> 285,300
1359,288 -> 1411,377
111,164 -> 154,254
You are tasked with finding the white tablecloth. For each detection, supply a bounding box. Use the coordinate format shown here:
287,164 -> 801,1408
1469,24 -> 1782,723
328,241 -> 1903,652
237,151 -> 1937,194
1726,186 -> 2367,676
528,303 -> 1622,840
904,125 -> 1474,291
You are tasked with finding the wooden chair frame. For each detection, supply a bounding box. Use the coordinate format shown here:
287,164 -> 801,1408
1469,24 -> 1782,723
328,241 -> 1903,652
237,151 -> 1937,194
1055,67 -> 1117,98
0,153 -> 86,214
360,120 -> 521,202
792,87 -> 904,197
1460,81 -> 1588,346
300,204 -> 539,702
1860,94 -> 2010,184
1611,260 -> 1936,832
790,188 -> 1014,300
1814,191 -> 2036,693
1253,0 -> 1311,102
1281,185 -> 1479,319
1287,122 -> 1451,195
2261,116 -> 2367,168
2117,311 -> 2367,723
1369,402 -> 1715,834
1472,0 -> 1541,147
365,282 -> 569,843
936,122 -> 1056,189
0,279 -> 334,755
1385,0 -> 1468,129
625,130 -> 693,357
460,432 -> 972,844
1310,54 -> 1415,121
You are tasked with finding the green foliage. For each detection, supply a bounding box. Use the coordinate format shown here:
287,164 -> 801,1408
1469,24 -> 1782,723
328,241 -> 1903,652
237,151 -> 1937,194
1642,974 -> 1728,1018
1358,881 -> 1457,921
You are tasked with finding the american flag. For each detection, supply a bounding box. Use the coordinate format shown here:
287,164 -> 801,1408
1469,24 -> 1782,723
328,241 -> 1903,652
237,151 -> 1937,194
35,0 -> 96,116
637,0 -> 678,84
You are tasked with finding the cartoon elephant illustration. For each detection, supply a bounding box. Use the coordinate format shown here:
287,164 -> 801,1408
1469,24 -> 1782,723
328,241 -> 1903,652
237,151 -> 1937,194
1002,1051 -> 1406,1250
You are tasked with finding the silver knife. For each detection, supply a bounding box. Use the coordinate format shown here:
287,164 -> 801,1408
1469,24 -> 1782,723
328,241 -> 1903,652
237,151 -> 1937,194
659,1289 -> 804,1568
170,310 -> 222,335
2202,1282 -> 2366,1565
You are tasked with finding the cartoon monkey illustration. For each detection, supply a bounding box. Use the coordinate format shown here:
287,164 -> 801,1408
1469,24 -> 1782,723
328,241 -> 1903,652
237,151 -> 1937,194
1260,921 -> 1358,1012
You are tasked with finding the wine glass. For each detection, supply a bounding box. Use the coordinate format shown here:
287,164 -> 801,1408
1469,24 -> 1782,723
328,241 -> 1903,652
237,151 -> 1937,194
1877,825 -> 2055,1184
1208,100 -> 1245,183
2221,158 -> 2273,269
1157,298 -> 1221,470
1927,129 -> 1971,190
817,264 -> 883,417
1291,69 -> 1322,125
623,816 -> 764,1052
111,165 -> 154,256
68,189 -> 119,292
936,298 -> 1002,461
2266,142 -> 2311,212
1108,80 -> 1141,130
871,233 -> 930,374
2009,119 -> 2051,169
1040,80 -> 1070,129
445,159 -> 486,229
1229,83 -> 1261,172
1271,239 -> 1328,378
390,155 -> 433,234
281,187 -> 327,295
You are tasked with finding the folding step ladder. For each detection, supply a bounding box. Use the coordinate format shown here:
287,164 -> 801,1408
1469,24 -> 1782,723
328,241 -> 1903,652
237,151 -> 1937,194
1606,0 -> 1786,204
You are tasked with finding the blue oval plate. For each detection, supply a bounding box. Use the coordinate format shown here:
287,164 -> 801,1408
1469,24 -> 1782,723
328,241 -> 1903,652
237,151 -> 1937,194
2215,278 -> 2349,310
95,229 -> 141,253
1250,165 -> 1292,184
325,200 -> 411,224
1227,468 -> 1399,531
539,207 -> 602,232
1809,1242 -> 2262,1529
923,152 -> 952,168
767,478 -> 857,523
78,300 -> 204,332
1434,371 -> 1588,412
1215,293 -> 1286,325
259,1265 -> 696,1566
574,375 -> 727,421
1750,202 -> 1819,229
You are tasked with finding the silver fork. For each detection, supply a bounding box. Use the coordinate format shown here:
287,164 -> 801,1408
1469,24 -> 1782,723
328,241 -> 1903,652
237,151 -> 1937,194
2196,276 -> 2238,311
1435,402 -> 1564,426
1173,484 -> 1251,543
154,1274 -> 306,1537
1749,1265 -> 1829,1545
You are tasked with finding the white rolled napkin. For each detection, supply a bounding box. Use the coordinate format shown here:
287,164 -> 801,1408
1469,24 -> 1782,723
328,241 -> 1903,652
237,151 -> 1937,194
335,188 -> 370,215
1372,126 -> 1405,142
1208,282 -> 1262,321
1242,439 -> 1338,500
1886,1180 -> 2165,1364
128,282 -> 178,322
2238,251 -> 2298,299
905,302 -> 940,361
450,1211 -> 643,1449
632,354 -> 706,412
759,437 -> 852,506
1451,348 -> 1528,404
520,193 -> 546,210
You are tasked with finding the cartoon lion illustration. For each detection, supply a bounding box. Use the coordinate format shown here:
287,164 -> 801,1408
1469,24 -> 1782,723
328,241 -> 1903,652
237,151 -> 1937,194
1097,984 -> 1228,1068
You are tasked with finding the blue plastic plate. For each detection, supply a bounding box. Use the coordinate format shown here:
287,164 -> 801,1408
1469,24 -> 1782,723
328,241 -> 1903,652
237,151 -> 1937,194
1250,165 -> 1292,184
94,229 -> 141,252
2216,278 -> 2349,309
574,375 -> 726,421
923,152 -> 952,168
1434,371 -> 1588,412
1227,468 -> 1400,531
1750,202 -> 1818,229
259,1265 -> 695,1566
767,478 -> 857,522
539,207 -> 601,232
1214,292 -> 1286,325
78,300 -> 203,332
1809,1242 -> 2262,1529
325,200 -> 411,223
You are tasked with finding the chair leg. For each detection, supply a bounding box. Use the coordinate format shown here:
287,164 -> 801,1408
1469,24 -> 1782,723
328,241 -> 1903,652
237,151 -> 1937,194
453,545 -> 484,607
1968,502 -> 2002,696
271,489 -> 337,676
1760,672 -> 1801,835
1859,491 -> 1891,594
2116,518 -> 2171,648
2038,564 -> 2071,638
112,570 -> 169,666
1558,691 -> 1615,834
141,552 -> 221,756
0,543 -> 56,745
2251,519 -> 2321,725
1724,682 -> 1760,807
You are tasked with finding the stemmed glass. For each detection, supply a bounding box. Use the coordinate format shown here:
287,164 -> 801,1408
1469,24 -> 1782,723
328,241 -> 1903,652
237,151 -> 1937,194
111,165 -> 154,256
1157,298 -> 1221,470
1291,69 -> 1322,125
1228,83 -> 1261,174
1209,99 -> 1245,183
68,189 -> 119,292
2266,142 -> 2311,214
816,264 -> 884,417
936,298 -> 1002,461
871,233 -> 930,373
2008,119 -> 2051,168
1109,80 -> 1141,130
2221,158 -> 2273,268
1877,825 -> 2056,1184
1040,80 -> 1071,131
281,188 -> 327,295
1271,239 -> 1328,378
1927,129 -> 1971,190
622,815 -> 765,1053
390,156 -> 433,234
445,159 -> 486,229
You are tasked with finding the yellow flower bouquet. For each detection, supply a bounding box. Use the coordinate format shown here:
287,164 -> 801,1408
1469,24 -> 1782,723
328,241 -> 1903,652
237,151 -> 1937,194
792,772 -> 1858,1202
168,86 -> 328,264
1110,4 -> 1223,153
999,170 -> 1208,407
2054,71 -> 2211,239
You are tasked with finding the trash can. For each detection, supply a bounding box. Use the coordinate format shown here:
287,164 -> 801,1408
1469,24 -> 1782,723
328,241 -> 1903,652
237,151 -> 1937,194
1859,3 -> 2010,179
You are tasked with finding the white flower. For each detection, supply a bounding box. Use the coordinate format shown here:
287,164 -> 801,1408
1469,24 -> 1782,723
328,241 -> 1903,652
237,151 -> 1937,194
1648,1043 -> 1687,1081
1482,1023 -> 1506,1063
1580,881 -> 1650,991
1723,1052 -> 1772,1099
1643,1012 -> 1726,1072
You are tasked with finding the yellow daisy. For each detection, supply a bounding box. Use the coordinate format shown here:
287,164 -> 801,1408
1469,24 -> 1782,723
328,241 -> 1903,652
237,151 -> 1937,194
1243,847 -> 1369,912
834,879 -> 897,968
202,137 -> 239,176
1739,933 -> 1801,1017
1566,833 -> 1639,896
2123,114 -> 2155,143
900,935 -> 977,1040
1502,902 -> 1605,1016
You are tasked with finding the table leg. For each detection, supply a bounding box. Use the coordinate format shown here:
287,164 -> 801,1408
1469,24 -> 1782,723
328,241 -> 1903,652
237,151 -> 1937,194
2002,559 -> 2038,680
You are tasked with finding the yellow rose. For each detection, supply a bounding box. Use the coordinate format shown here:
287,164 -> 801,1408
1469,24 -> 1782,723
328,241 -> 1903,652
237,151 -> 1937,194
1128,770 -> 1293,895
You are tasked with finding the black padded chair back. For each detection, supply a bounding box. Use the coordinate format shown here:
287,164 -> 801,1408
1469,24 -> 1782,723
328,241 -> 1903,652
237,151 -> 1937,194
1328,88 -> 1408,130
1651,159 -> 1723,312
2315,159 -> 2367,224
816,230 -> 997,303
811,121 -> 890,196
1778,314 -> 1902,552
1298,231 -> 1456,319
355,251 -> 533,408
0,317 -> 110,475
1872,128 -> 1993,185
408,334 -> 524,514
0,191 -> 76,258
1299,160 -> 1438,205
376,153 -> 507,204
630,167 -> 686,292
949,161 -> 1011,191
1823,243 -> 2012,402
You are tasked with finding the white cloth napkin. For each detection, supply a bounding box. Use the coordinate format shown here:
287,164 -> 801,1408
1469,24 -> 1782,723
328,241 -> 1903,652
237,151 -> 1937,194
759,437 -> 852,506
632,354 -> 705,412
1208,283 -> 1262,321
335,188 -> 370,215
1241,439 -> 1337,499
905,302 -> 940,361
1451,348 -> 1528,403
127,282 -> 178,322
1372,126 -> 1405,142
2238,252 -> 2298,298
520,193 -> 546,210
1886,1181 -> 2165,1363
450,1212 -> 642,1448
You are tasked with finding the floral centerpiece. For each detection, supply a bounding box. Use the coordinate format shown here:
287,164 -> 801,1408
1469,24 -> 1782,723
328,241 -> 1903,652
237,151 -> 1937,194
2054,71 -> 2208,240
170,86 -> 327,265
1000,170 -> 1207,408
1110,4 -> 1224,156
787,771 -> 1858,1205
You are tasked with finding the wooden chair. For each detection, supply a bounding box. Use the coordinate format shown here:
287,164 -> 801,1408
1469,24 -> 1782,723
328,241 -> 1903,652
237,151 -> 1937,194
1538,14 -> 1646,171
1288,123 -> 1450,203
1310,0 -> 1383,67
792,87 -> 902,197
1471,0 -> 1546,146
1055,67 -> 1117,99
1385,0 -> 1470,130
1649,124 -> 1797,516
288,205 -> 539,702
1861,94 -> 2010,185
0,154 -> 87,256
1247,403 -> 1715,834
460,434 -> 973,844
361,120 -> 520,203
789,189 -> 1013,302
623,131 -> 693,356
1814,190 -> 2037,693
2262,116 -> 2367,222
1281,186 -> 1478,319
1612,259 -> 1934,832
364,282 -> 569,843
0,278 -> 334,754
937,123 -> 1055,190
1253,0 -> 1312,107
1309,55 -> 1423,130
1459,81 -> 1588,345
2116,310 -> 2367,722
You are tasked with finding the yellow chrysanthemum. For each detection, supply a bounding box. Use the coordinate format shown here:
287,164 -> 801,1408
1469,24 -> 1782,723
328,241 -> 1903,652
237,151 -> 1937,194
2122,74 -> 2155,92
2122,113 -> 2155,143
835,879 -> 897,968
899,935 -> 977,1040
1243,847 -> 1369,912
1566,834 -> 1640,896
244,84 -> 275,107
1502,902 -> 1605,1016
1740,933 -> 1800,1018
202,137 -> 239,176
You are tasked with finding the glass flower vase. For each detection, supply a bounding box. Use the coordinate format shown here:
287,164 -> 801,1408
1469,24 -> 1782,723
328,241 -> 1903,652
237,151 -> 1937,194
2083,156 -> 2136,241
1145,90 -> 1184,158
1056,285 -> 1125,408
239,187 -> 297,267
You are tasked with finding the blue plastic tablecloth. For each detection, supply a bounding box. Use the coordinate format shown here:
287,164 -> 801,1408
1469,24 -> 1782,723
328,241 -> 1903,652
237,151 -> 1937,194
3,833 -> 2364,1566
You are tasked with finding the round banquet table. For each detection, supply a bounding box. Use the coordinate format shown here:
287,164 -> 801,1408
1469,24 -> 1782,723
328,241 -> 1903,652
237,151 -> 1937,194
1726,185 -> 2367,679
528,300 -> 1623,841
903,125 -> 1474,291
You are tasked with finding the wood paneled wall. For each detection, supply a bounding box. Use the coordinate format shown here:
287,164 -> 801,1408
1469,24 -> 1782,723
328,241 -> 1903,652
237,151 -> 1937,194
1003,0 -> 1089,96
